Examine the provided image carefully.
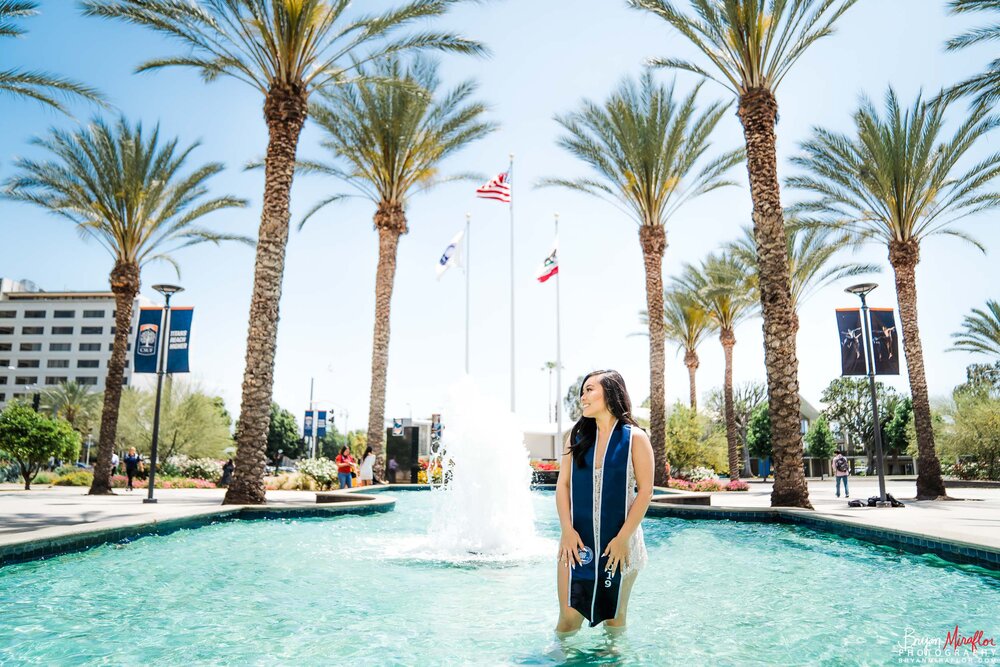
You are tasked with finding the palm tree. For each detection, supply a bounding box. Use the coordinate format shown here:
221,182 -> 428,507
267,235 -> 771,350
1,1 -> 105,112
82,0 -> 484,504
787,88 -> 1000,499
40,380 -> 102,437
298,57 -> 494,478
949,300 -> 1000,358
540,72 -> 742,488
651,289 -> 716,410
629,0 -> 858,508
946,0 -> 1000,106
727,223 -> 880,320
675,253 -> 757,481
2,116 -> 247,494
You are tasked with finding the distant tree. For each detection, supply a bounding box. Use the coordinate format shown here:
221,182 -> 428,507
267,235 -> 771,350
746,403 -> 772,462
266,403 -> 305,461
564,375 -> 586,422
884,398 -> 914,456
707,381 -> 767,477
0,403 -> 80,490
663,403 -> 727,474
805,415 -> 837,469
39,381 -> 101,437
820,377 -> 901,473
953,362 -> 1000,400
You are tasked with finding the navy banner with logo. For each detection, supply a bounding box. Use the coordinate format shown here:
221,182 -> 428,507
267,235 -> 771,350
870,308 -> 900,375
166,307 -> 192,374
316,411 -> 327,438
133,308 -> 163,374
304,411 -> 314,437
836,309 -> 867,376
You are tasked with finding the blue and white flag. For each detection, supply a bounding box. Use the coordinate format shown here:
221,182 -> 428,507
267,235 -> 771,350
436,229 -> 465,280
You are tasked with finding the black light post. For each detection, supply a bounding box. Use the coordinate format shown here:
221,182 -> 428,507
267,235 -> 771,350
845,283 -> 889,506
145,284 -> 183,504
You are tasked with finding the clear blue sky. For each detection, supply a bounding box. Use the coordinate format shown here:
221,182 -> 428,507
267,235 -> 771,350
2,1 -> 997,433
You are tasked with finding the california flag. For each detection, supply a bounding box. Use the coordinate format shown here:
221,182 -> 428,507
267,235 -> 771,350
536,243 -> 558,283
436,229 -> 465,280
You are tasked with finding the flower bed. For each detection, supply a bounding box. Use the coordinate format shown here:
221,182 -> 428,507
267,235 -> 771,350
667,478 -> 749,492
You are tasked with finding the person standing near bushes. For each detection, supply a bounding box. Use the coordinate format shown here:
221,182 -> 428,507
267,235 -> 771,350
358,446 -> 376,487
220,459 -> 235,487
123,447 -> 142,492
335,446 -> 356,489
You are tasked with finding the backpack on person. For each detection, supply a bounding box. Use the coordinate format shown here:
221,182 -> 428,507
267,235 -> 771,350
835,456 -> 849,473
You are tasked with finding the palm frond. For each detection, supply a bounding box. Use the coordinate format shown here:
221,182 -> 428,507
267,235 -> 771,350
949,299 -> 1000,357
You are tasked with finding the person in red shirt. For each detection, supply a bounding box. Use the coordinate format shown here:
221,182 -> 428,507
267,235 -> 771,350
335,446 -> 356,489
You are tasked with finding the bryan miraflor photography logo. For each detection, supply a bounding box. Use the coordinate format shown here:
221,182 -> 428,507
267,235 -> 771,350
894,626 -> 998,664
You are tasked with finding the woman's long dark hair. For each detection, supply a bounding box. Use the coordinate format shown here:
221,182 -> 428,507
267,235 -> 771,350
566,369 -> 640,468
363,446 -> 373,460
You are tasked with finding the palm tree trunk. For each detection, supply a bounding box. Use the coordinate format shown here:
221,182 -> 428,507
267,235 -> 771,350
684,349 -> 698,411
889,241 -> 947,499
89,260 -> 139,495
366,203 -> 407,482
737,87 -> 811,509
224,85 -> 308,505
721,330 -> 740,481
640,225 -> 668,488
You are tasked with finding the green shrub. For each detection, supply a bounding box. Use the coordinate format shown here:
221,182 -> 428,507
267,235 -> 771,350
53,464 -> 79,476
31,471 -> 57,485
53,471 -> 94,486
298,458 -> 338,489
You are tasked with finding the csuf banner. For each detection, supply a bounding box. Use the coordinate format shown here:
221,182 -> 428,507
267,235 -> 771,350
133,307 -> 194,374
869,308 -> 900,375
836,309 -> 867,376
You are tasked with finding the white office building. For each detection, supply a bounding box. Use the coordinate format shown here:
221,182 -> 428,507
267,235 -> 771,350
0,278 -> 152,407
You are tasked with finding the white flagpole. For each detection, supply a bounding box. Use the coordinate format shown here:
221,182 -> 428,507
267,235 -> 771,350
554,214 -> 563,458
465,212 -> 471,375
508,153 -> 516,413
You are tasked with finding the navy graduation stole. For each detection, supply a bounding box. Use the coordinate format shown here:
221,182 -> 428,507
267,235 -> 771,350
569,419 -> 632,627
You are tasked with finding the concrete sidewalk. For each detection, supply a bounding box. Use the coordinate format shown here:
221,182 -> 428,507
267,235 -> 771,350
1,478 -> 998,557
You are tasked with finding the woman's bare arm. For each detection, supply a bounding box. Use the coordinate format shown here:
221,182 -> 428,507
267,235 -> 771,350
555,446 -> 575,534
617,428 -> 655,541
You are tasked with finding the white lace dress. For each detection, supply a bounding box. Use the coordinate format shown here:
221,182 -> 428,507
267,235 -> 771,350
593,453 -> 648,577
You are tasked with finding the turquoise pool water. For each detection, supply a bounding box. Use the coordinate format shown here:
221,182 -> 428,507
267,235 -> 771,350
1,490 -> 998,666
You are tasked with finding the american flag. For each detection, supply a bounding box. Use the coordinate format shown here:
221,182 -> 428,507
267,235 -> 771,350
475,171 -> 511,203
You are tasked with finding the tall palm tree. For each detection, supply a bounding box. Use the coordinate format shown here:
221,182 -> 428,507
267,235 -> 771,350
787,88 -> 1000,499
727,223 -> 880,320
629,0 -> 858,508
298,57 -> 494,478
949,300 -> 1000,358
83,0 -> 484,504
2,116 -> 247,494
647,289 -> 716,410
946,0 -> 1000,106
1,1 -> 105,112
40,380 -> 102,437
540,72 -> 742,488
675,253 -> 757,481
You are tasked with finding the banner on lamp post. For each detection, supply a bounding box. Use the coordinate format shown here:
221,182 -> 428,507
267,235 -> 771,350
836,309 -> 867,376
316,411 -> 327,438
869,308 -> 900,375
134,308 -> 163,374
165,307 -> 193,373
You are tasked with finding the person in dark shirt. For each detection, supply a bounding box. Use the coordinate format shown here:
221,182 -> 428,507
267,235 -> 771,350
220,459 -> 235,487
123,447 -> 142,491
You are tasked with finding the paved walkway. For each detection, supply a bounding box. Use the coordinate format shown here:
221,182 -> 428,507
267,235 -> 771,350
1,478 -> 998,554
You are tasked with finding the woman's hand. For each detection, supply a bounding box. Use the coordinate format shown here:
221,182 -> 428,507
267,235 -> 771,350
602,535 -> 630,577
558,530 -> 586,569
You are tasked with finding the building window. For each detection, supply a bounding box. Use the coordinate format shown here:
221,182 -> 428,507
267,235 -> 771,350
124,360 -> 130,368
21,326 -> 43,335
800,419 -> 809,435
77,359 -> 100,369
17,360 -> 40,368
0,343 -> 10,351
81,326 -> 103,335
0,310 -> 14,318
0,360 -> 8,368
0,377 -> 6,385
54,310 -> 76,318
49,343 -> 71,351
77,377 -> 98,386
45,377 -> 68,385
0,393 -> 5,402
19,343 -> 42,352
51,326 -> 73,335
122,377 -> 128,386
14,376 -> 38,385
23,310 -> 46,319
83,310 -> 106,318
79,343 -> 101,352
47,359 -> 70,369
1,326 -> 17,335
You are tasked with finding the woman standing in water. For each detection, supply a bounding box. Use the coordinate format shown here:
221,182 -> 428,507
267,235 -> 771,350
554,370 -> 654,638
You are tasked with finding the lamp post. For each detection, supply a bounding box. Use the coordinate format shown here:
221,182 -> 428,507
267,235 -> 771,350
844,283 -> 889,506
144,284 -> 183,504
